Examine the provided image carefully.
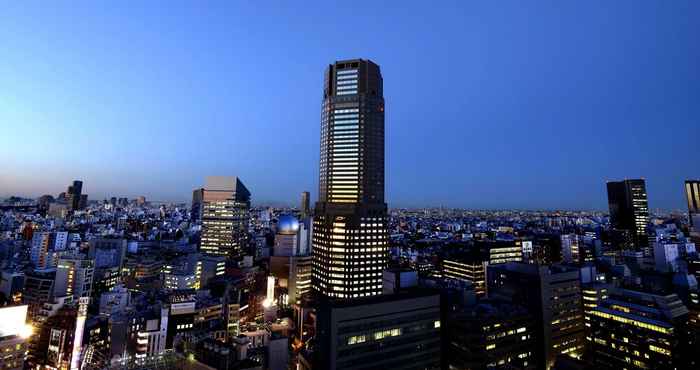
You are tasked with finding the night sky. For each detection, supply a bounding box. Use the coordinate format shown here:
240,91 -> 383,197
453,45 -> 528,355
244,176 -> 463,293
1,1 -> 698,210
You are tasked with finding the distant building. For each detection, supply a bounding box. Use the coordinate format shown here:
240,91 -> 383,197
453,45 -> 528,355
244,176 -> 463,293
136,196 -> 146,206
300,191 -> 310,219
65,180 -> 83,211
561,234 -> 581,264
311,289 -> 441,370
685,180 -> 700,228
193,176 -> 251,259
606,179 -> 649,249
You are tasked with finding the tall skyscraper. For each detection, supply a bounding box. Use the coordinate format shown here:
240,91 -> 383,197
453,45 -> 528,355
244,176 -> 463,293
685,180 -> 700,228
312,59 -> 388,299
300,191 -> 310,219
606,179 -> 649,249
65,180 -> 83,211
193,176 -> 251,259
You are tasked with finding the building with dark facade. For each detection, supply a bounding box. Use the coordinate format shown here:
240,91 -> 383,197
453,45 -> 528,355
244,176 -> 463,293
65,180 -> 83,211
685,180 -> 700,228
589,289 -> 689,369
300,191 -> 310,219
311,289 -> 441,370
312,59 -> 388,299
192,176 -> 251,259
442,252 -> 487,297
606,179 -> 650,249
488,263 -> 586,369
448,301 -> 536,369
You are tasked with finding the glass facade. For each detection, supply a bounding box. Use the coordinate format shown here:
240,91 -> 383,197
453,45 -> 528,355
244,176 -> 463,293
193,177 -> 251,259
313,59 -> 388,299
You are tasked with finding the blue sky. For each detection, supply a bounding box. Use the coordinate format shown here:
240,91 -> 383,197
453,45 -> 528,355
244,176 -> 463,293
1,1 -> 698,210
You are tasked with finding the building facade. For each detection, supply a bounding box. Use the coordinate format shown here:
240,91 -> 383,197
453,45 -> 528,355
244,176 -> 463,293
606,179 -> 650,249
488,263 -> 586,369
312,290 -> 441,370
312,59 -> 388,299
589,289 -> 688,369
685,180 -> 700,228
193,176 -> 251,259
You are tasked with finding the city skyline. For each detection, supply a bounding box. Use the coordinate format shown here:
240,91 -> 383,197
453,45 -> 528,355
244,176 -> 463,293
2,1 -> 699,210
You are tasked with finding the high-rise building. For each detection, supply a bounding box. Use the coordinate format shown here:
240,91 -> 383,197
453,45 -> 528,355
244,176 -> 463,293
300,191 -> 310,219
312,59 -> 388,299
193,176 -> 251,259
309,290 -> 441,370
448,301 -> 536,369
606,179 -> 650,249
65,180 -> 83,211
685,180 -> 700,228
488,263 -> 586,369
589,289 -> 688,369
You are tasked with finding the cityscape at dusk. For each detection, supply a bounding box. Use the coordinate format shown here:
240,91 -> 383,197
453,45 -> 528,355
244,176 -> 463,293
2,1 -> 699,209
1,1 -> 700,370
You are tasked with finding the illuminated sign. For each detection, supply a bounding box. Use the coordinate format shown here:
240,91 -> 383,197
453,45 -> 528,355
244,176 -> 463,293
0,305 -> 29,337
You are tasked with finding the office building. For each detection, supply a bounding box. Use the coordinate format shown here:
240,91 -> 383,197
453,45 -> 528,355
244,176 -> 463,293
30,232 -> 68,269
193,176 -> 251,259
162,254 -> 202,291
561,234 -> 581,264
606,179 -> 650,249
0,271 -> 24,304
488,263 -> 586,369
654,241 -> 697,273
288,256 -> 312,304
300,191 -> 310,219
312,59 -> 388,299
66,180 -> 83,211
199,254 -> 226,288
685,180 -> 700,228
23,269 -> 57,323
448,302 -> 536,369
55,255 -> 95,300
480,240 -> 523,264
88,237 -> 127,269
311,290 -> 441,370
443,254 -> 487,297
589,289 -> 688,369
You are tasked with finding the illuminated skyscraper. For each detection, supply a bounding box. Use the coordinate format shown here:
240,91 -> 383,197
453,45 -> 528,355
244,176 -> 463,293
606,179 -> 649,249
685,180 -> 700,228
193,176 -> 251,259
312,59 -> 388,299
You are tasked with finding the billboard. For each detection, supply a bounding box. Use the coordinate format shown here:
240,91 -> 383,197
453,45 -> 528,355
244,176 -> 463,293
0,305 -> 29,337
